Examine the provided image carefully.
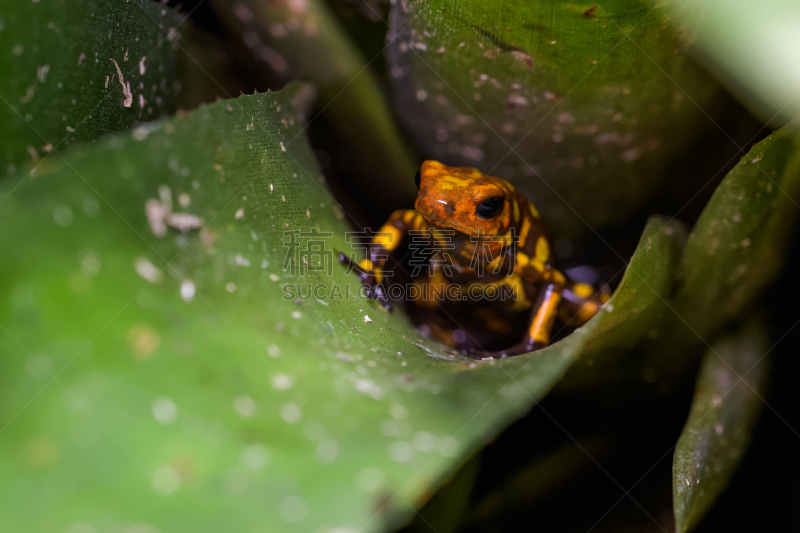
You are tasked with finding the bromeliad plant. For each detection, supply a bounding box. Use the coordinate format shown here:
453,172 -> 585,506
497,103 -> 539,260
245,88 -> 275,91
1,0 -> 798,532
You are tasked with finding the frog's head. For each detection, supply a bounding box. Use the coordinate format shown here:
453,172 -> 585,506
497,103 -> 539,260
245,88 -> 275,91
414,160 -> 517,236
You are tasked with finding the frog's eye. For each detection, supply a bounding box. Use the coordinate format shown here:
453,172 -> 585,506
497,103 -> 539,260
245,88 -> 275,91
414,169 -> 421,189
475,196 -> 504,219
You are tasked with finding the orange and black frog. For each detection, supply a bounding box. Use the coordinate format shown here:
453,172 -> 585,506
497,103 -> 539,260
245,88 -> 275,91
339,160 -> 609,358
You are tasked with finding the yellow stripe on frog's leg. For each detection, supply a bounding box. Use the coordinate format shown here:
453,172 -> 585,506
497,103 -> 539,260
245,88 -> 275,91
365,209 -> 425,273
374,224 -> 402,253
534,236 -> 550,267
558,279 -> 610,327
525,272 -> 565,348
518,237 -> 551,280
479,270 -> 565,357
518,215 -> 532,248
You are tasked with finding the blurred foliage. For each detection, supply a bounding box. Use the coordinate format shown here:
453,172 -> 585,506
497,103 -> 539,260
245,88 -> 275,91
673,125 -> 800,338
660,0 -> 800,125
640,124 -> 800,394
1,0 -> 799,532
673,318 -> 769,532
0,0 -> 182,177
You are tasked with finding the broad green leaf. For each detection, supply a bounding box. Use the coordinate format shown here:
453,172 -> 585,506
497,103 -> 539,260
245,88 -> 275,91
673,124 -> 800,339
386,0 -> 729,237
0,0 -> 182,177
207,0 -> 418,213
659,0 -> 800,124
0,83 -> 684,533
673,318 -> 769,532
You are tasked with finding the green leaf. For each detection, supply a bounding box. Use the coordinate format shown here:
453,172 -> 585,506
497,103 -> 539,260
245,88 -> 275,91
0,0 -> 182,177
386,0 -> 729,236
673,124 -> 800,339
673,318 -> 769,532
0,83 -> 685,532
659,0 -> 800,124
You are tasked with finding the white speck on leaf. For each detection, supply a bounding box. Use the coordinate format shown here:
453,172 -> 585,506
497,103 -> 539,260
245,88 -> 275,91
267,344 -> 281,358
110,58 -> 132,107
511,50 -> 533,67
180,280 -> 195,302
413,431 -> 436,452
80,252 -> 101,277
134,257 -> 163,284
166,212 -> 203,233
233,395 -> 256,417
271,373 -> 293,391
52,206 -> 73,227
234,207 -> 245,220
355,379 -> 384,400
241,444 -> 269,468
19,85 -> 36,104
145,199 -> 168,237
508,93 -> 528,107
152,397 -> 177,424
36,64 -> 50,83
279,402 -> 302,424
388,441 -> 412,463
317,440 -> 339,464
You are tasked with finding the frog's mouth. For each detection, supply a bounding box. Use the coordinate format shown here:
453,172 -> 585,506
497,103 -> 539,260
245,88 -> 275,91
418,210 -> 477,236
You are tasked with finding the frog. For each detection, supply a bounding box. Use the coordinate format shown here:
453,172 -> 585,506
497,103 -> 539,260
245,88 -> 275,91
338,160 -> 609,358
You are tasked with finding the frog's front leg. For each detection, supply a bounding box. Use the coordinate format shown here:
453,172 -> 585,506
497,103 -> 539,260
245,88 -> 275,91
479,270 -> 566,358
338,209 -> 425,310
